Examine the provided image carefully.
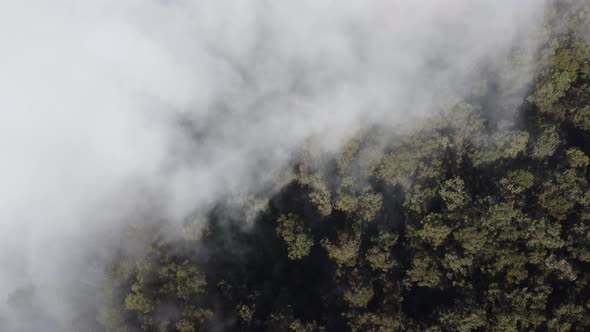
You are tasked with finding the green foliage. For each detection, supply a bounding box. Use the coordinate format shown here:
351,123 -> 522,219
439,308 -> 486,332
298,147 -> 333,217
439,177 -> 467,211
176,319 -> 195,332
124,292 -> 152,315
411,213 -> 452,248
565,147 -> 589,168
276,214 -> 314,260
539,169 -> 586,220
344,283 -> 374,308
405,255 -> 443,288
237,304 -> 255,322
529,34 -> 590,119
356,191 -> 383,222
289,320 -> 325,332
500,170 -> 535,194
376,148 -> 418,189
568,221 -> 590,262
366,230 -> 398,272
471,130 -> 529,166
298,171 -> 333,217
321,230 -> 361,268
529,70 -> 573,116
545,255 -> 577,281
532,125 -> 560,160
571,105 -> 590,131
159,261 -> 206,300
346,311 -> 400,332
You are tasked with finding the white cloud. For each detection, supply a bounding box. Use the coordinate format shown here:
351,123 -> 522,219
0,1 -> 546,329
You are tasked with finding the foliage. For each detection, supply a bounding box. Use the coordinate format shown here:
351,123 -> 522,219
276,214 -> 314,260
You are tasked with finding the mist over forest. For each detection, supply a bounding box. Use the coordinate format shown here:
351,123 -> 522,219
1,0 -> 590,331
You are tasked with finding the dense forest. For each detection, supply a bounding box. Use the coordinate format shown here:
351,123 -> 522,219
65,1 -> 590,331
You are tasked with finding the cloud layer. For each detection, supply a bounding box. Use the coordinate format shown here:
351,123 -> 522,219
0,0 -> 546,329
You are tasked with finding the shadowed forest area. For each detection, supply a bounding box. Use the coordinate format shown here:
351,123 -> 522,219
35,1 -> 590,331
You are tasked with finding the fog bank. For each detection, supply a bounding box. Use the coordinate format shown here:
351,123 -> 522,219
0,1 -> 546,329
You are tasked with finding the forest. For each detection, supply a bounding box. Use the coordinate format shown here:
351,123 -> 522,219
37,1 -> 590,331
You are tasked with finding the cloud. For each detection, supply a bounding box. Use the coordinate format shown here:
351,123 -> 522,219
0,0 -> 546,329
